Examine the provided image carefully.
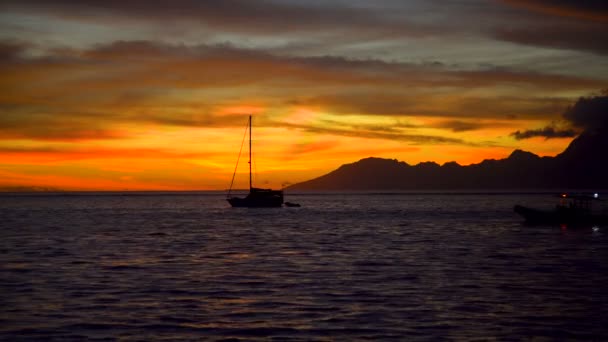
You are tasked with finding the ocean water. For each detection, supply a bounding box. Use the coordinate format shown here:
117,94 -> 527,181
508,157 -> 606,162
1,192 -> 607,341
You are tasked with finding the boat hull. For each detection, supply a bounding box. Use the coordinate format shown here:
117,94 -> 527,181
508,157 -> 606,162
227,188 -> 284,208
227,197 -> 283,208
514,205 -> 608,225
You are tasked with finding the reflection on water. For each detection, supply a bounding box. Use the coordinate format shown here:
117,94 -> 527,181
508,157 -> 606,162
1,193 -> 607,340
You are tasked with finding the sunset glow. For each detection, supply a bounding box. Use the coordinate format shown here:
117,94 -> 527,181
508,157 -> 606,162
1,1 -> 607,190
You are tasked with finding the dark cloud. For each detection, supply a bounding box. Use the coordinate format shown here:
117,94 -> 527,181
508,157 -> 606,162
510,125 -> 577,140
496,0 -> 608,55
434,120 -> 485,132
280,121 -> 478,147
502,0 -> 608,22
0,0 -> 431,37
494,22 -> 608,56
510,94 -> 608,140
306,125 -> 471,146
0,40 -> 30,61
3,0 -> 608,59
563,94 -> 608,129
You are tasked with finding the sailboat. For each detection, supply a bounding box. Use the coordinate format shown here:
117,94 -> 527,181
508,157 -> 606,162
226,115 -> 284,207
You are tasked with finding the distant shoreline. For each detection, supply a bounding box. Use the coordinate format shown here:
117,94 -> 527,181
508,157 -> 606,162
1,189 -> 606,197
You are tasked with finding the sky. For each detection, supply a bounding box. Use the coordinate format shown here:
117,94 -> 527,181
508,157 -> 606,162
1,0 -> 607,191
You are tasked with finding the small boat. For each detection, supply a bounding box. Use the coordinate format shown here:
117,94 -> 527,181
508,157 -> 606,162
514,193 -> 608,226
226,115 -> 284,208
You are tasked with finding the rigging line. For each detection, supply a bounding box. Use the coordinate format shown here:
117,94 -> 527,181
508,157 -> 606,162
227,119 -> 249,198
253,149 -> 258,187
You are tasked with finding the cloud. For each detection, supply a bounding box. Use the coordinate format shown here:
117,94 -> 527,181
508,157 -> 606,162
497,1 -> 608,55
0,105 -> 128,141
501,0 -> 608,23
1,39 -> 604,143
509,94 -> 608,140
0,40 -> 30,61
563,94 -> 608,129
493,22 -> 608,56
510,125 -> 577,140
433,120 -> 485,132
301,92 -> 577,120
286,140 -> 339,156
3,0 -> 608,63
0,145 -> 222,164
0,0 -> 433,38
282,121 -> 476,147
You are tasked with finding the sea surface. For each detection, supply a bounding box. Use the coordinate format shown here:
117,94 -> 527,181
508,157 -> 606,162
1,192 -> 607,341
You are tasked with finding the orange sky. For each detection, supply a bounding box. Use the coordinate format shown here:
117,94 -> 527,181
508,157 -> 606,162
1,1 -> 607,190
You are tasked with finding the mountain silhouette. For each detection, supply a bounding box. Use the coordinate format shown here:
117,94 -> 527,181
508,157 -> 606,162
287,125 -> 608,191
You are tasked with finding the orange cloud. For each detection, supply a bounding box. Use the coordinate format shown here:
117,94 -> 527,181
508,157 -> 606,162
0,39 -> 600,190
3,41 -> 604,121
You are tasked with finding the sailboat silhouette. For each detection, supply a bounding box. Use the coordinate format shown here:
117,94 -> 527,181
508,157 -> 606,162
226,115 -> 284,207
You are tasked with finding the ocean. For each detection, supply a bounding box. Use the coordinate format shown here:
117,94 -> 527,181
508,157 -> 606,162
1,192 -> 607,340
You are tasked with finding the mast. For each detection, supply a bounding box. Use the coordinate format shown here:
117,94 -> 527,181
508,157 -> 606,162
249,115 -> 252,190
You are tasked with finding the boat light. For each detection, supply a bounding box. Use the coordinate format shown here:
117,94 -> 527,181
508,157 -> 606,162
561,193 -> 567,198
594,193 -> 599,199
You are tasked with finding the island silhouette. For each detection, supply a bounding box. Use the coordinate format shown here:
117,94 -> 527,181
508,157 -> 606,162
287,95 -> 608,191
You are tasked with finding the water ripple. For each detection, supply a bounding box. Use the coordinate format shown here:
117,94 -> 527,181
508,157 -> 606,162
1,193 -> 607,340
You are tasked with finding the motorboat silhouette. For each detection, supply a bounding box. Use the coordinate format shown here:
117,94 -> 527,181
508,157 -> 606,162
514,193 -> 608,226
